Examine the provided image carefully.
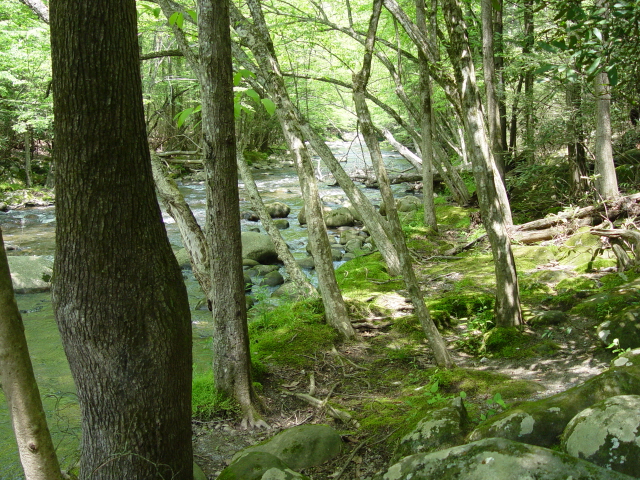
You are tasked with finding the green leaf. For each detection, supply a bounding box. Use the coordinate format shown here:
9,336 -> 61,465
586,57 -> 602,76
607,65 -> 618,86
261,98 -> 276,116
535,64 -> 555,75
234,101 -> 241,119
186,9 -> 197,23
459,391 -> 467,399
245,89 -> 260,103
537,42 -> 556,53
593,28 -> 603,42
430,381 -> 439,393
169,12 -> 184,29
174,107 -> 194,127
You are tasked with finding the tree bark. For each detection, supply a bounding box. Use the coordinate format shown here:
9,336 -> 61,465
198,0 -> 265,427
566,80 -> 588,194
442,0 -> 522,328
594,71 -> 619,199
0,227 -> 62,480
353,0 -> 454,368
415,0 -> 438,231
50,0 -> 193,478
18,0 -> 49,22
234,0 -> 355,339
523,0 -> 535,164
24,129 -> 32,188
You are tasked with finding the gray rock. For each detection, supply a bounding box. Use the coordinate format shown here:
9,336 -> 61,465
468,365 -> 640,447
529,310 -> 569,327
562,395 -> 640,477
597,307 -> 640,349
297,257 -> 315,269
330,247 -> 343,261
243,258 -> 261,267
260,270 -> 284,287
382,437 -> 635,480
265,202 -> 291,218
396,195 -> 421,212
242,211 -> 260,222
324,207 -> 355,228
344,238 -> 364,253
8,255 -> 53,293
611,348 -> 640,368
271,282 -> 309,300
252,265 -> 280,276
242,231 -> 279,264
394,397 -> 469,460
339,230 -> 360,245
232,424 -> 342,471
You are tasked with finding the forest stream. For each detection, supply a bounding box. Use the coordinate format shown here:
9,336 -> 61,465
0,142 -> 413,479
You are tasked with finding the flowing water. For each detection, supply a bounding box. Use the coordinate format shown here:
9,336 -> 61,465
0,142 -> 413,478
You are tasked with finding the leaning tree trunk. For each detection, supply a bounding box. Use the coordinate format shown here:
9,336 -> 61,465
594,71 -> 619,199
50,0 -> 193,477
354,0 -> 454,368
0,227 -> 62,480
235,0 -> 355,338
442,0 -> 522,328
198,0 -> 265,427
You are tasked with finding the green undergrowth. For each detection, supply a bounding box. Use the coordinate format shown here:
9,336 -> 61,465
336,252 -> 402,298
248,297 -> 339,369
192,371 -> 239,420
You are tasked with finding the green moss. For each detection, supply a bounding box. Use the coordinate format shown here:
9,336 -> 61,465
336,253 -> 402,297
436,204 -> 474,229
555,276 -> 598,293
483,327 -> 528,357
191,371 -> 238,419
249,298 -> 339,368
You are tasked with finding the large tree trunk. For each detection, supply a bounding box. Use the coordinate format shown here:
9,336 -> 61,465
235,0 -> 355,339
354,0 -> 454,368
49,1 -> 193,478
198,0 -> 264,427
415,0 -> 438,231
442,0 -> 523,328
0,227 -> 62,480
594,71 -> 619,199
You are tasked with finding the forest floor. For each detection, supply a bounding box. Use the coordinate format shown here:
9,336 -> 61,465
191,205 -> 624,479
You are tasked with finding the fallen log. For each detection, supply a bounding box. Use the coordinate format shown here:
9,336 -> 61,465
590,226 -> 640,271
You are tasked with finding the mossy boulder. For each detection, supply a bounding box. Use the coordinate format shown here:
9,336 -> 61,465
562,395 -> 640,477
296,257 -> 315,269
393,397 -> 470,461
273,219 -> 290,230
529,310 -> 569,327
324,207 -> 355,228
564,229 -> 603,248
396,195 -> 421,212
611,348 -> 640,368
242,231 -> 279,264
482,328 -> 528,356
265,202 -> 291,218
260,270 -> 285,287
344,238 -> 364,253
7,255 -> 53,293
339,229 -> 361,245
232,425 -> 342,471
382,437 -> 635,480
217,451 -> 308,480
597,307 -> 640,350
468,365 -> 640,447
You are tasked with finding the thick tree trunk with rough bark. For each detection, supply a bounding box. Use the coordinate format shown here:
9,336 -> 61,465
198,0 -> 265,427
354,0 -> 454,368
0,228 -> 62,480
50,1 -> 193,478
594,71 -> 619,199
442,0 -> 522,328
234,0 -> 355,339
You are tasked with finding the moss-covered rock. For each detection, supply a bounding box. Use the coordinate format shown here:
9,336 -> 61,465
467,365 -> 640,447
562,395 -> 640,477
324,207 -> 355,228
7,255 -> 53,293
597,307 -> 640,350
393,397 -> 469,461
242,231 -> 279,264
217,451 -> 306,480
611,348 -> 640,368
482,328 -> 528,356
260,270 -> 285,287
232,425 -> 342,471
529,310 -> 569,327
265,201 -> 291,218
381,437 -> 635,480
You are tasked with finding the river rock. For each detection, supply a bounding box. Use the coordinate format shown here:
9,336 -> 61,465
265,202 -> 291,218
339,229 -> 360,245
231,424 -> 342,471
271,282 -> 309,300
529,310 -> 568,327
382,437 -> 635,480
324,207 -> 355,228
260,270 -> 284,287
8,255 -> 53,293
273,219 -> 290,230
297,257 -> 315,269
562,395 -> 640,476
396,195 -> 421,212
242,231 -> 279,264
393,397 -> 469,461
467,365 -> 640,447
344,238 -> 364,254
217,451 -> 309,480
597,306 -> 640,349
241,211 -> 260,222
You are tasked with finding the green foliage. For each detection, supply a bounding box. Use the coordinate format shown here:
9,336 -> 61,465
191,371 -> 238,420
480,392 -> 507,421
248,298 -> 338,368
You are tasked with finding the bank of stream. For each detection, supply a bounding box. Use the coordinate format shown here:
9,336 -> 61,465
0,142 -> 414,478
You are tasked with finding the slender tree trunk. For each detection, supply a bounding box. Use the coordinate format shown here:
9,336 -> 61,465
233,0 -> 355,339
354,0 -> 454,368
416,0 -> 438,231
594,71 -> 619,199
495,0 -> 508,162
0,228 -> 62,480
236,151 -> 317,297
482,0 -> 504,180
50,0 -> 193,477
442,0 -> 522,328
24,129 -> 32,188
523,0 -> 535,164
198,0 -> 265,426
566,81 -> 589,194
